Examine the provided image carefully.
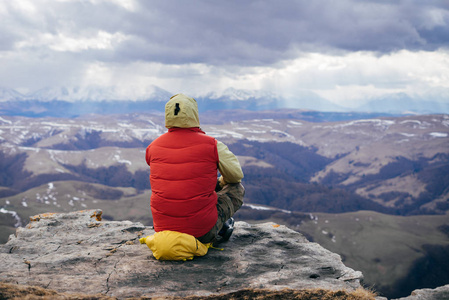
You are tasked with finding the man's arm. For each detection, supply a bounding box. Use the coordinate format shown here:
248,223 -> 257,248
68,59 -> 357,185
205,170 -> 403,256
217,141 -> 243,185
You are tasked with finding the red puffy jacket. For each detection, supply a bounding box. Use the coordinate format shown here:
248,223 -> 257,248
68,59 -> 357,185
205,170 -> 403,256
145,127 -> 219,237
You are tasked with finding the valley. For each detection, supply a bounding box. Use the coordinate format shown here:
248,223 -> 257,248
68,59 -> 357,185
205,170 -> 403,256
0,110 -> 449,298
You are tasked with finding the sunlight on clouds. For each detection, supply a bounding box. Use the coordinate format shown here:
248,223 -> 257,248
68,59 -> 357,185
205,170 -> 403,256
10,0 -> 37,15
399,51 -> 449,88
50,31 -> 128,52
93,0 -> 137,11
317,59 -> 347,71
16,31 -> 128,52
82,62 -> 113,87
258,50 -> 449,106
55,0 -> 137,11
80,61 -> 174,98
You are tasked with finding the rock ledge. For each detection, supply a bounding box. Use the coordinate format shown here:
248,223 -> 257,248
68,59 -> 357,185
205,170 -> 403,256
0,209 -> 363,298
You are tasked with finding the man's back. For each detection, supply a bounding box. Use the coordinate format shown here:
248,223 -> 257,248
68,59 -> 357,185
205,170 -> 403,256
146,126 -> 219,237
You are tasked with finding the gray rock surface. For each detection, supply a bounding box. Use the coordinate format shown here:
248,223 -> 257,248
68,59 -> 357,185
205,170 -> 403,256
393,284 -> 449,300
0,209 -> 363,298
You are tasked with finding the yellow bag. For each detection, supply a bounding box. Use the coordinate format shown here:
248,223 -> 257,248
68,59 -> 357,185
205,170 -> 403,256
140,230 -> 215,261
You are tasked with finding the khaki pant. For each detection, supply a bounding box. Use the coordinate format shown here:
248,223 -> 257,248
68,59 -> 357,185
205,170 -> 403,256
198,183 -> 245,244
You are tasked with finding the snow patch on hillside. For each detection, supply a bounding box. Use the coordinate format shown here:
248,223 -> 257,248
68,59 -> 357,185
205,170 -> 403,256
244,203 -> 291,214
0,208 -> 22,227
429,132 -> 448,138
338,119 -> 395,128
0,117 -> 12,124
114,154 -> 132,165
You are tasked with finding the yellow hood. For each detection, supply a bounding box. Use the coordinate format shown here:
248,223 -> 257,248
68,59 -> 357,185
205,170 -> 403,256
165,94 -> 200,129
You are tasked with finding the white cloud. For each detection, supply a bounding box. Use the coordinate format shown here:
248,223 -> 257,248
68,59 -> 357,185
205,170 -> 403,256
17,31 -> 128,52
261,50 -> 449,107
56,49 -> 446,107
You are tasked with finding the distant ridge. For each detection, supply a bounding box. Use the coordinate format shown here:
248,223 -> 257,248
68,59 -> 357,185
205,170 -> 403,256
1,86 -> 448,115
357,92 -> 449,114
0,99 -> 402,122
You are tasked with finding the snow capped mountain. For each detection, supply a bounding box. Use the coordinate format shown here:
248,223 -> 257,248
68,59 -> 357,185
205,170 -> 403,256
24,85 -> 172,102
199,88 -> 348,112
189,88 -> 282,112
0,85 -> 448,115
26,87 -> 80,102
0,88 -> 25,102
0,85 -> 174,117
205,88 -> 282,101
142,85 -> 173,101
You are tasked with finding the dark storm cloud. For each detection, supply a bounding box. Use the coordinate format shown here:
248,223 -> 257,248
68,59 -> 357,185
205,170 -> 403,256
3,0 -> 449,66
4,0 -> 449,65
104,0 -> 449,66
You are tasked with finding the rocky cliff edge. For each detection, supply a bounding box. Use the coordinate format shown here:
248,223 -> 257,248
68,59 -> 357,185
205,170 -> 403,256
1,209 -> 366,298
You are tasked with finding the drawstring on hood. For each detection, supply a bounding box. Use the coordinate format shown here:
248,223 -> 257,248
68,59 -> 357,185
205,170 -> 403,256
165,94 -> 200,129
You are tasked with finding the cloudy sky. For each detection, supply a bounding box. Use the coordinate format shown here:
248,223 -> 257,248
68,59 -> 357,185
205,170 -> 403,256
1,0 -> 449,108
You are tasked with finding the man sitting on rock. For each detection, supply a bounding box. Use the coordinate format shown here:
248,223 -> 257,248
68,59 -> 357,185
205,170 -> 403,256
145,93 -> 245,244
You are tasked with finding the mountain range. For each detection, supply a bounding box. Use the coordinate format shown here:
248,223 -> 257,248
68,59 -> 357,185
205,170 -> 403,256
0,100 -> 449,297
0,111 -> 448,218
1,86 -> 448,116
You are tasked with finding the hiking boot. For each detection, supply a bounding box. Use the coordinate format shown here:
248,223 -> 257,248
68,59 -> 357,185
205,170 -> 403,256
217,217 -> 234,243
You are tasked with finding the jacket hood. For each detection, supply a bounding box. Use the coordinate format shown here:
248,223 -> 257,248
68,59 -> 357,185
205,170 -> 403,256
165,94 -> 200,129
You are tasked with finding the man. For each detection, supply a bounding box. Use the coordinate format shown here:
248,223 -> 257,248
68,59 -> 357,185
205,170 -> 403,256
145,93 -> 244,244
